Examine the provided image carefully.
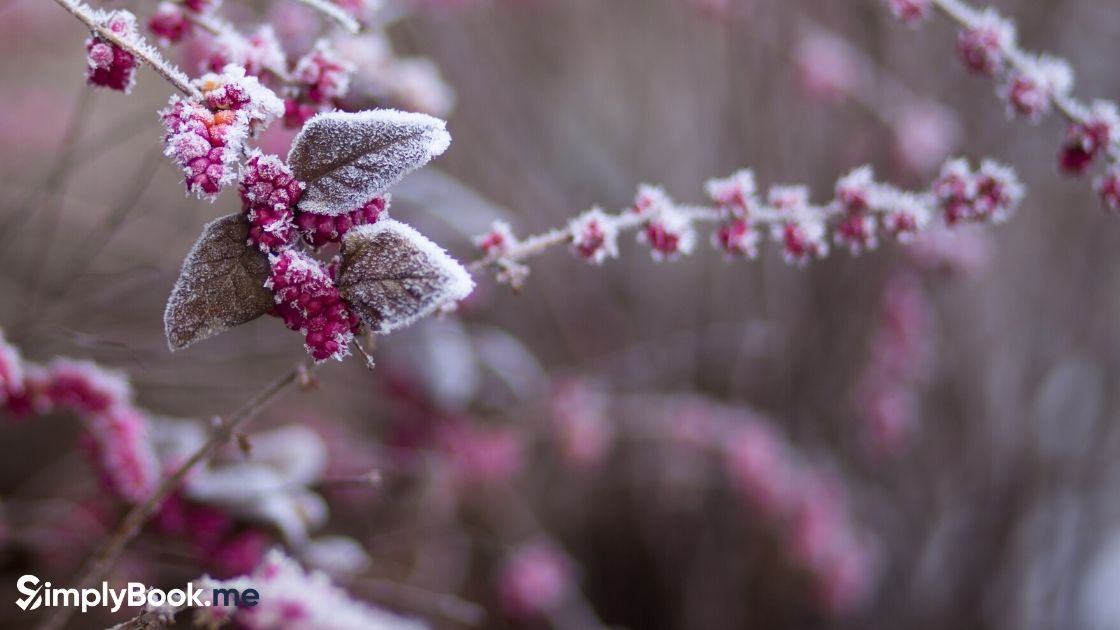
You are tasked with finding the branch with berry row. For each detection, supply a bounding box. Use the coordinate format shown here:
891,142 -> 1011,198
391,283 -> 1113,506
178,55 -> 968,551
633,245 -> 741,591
885,0 -> 1120,209
469,158 -> 1024,289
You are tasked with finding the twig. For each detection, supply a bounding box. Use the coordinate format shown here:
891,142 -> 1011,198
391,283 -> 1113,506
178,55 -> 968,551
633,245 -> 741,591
36,363 -> 310,630
52,0 -> 200,98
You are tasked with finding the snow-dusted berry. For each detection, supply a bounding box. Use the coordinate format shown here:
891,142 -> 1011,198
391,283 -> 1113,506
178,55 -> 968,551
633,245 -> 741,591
633,185 -> 696,260
568,207 -> 620,264
197,65 -> 284,130
704,169 -> 758,217
293,40 -> 355,104
473,220 -> 517,257
879,191 -> 931,240
204,27 -> 287,78
769,186 -> 828,264
266,251 -> 359,362
972,160 -> 1024,223
956,10 -> 1015,77
999,56 -> 1073,122
1059,101 -> 1120,175
834,167 -> 879,253
713,218 -> 759,259
296,197 -> 387,248
85,11 -> 140,93
148,2 -> 191,45
1096,167 -> 1120,211
886,0 -> 932,24
932,158 -> 977,224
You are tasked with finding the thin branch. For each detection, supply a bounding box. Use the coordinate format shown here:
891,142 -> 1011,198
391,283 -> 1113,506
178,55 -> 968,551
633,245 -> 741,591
52,0 -> 200,98
36,363 -> 311,630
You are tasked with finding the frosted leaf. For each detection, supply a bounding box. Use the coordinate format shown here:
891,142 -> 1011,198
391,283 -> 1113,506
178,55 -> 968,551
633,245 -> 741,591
288,109 -> 451,215
337,220 -> 473,335
164,214 -> 275,350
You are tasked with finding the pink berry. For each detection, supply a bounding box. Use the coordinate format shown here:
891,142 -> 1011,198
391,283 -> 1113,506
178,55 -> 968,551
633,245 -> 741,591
296,197 -> 387,248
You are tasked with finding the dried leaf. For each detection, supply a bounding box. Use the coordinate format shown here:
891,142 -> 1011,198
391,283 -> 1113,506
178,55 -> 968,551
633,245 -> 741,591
164,213 -> 275,350
288,110 -> 451,216
337,220 -> 474,335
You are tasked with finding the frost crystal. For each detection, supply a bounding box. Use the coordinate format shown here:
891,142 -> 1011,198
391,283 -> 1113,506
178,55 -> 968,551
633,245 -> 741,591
288,109 -> 451,216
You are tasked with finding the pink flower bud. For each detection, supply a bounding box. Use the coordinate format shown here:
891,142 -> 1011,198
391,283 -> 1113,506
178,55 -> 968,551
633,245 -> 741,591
498,544 -> 573,621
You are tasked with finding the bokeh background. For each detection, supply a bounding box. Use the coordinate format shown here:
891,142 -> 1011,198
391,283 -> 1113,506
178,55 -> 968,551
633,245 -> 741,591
3,0 -> 1120,628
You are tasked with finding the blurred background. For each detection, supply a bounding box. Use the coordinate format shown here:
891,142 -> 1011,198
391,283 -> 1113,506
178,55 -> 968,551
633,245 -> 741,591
3,0 -> 1120,628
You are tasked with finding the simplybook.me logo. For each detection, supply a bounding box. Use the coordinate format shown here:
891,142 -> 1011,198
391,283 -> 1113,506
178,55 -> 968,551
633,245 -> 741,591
15,575 -> 259,613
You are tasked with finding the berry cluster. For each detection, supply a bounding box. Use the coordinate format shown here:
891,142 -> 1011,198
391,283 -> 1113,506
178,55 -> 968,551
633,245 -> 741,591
266,250 -> 362,362
0,331 -> 159,504
160,65 -> 284,199
85,10 -> 141,92
239,152 -> 303,252
885,0 -> 1120,210
286,41 -> 355,128
297,196 -> 387,248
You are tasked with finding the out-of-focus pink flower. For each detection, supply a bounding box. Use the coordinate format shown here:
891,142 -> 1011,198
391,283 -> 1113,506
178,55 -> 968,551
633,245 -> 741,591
438,421 -> 525,486
886,0 -> 932,24
892,103 -> 962,174
795,32 -> 864,101
81,406 -> 160,503
724,424 -> 798,518
549,380 -> 614,469
498,543 -> 573,621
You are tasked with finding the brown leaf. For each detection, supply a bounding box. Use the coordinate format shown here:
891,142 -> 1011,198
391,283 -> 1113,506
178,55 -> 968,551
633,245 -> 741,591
164,213 -> 275,350
337,220 -> 473,335
287,110 -> 451,216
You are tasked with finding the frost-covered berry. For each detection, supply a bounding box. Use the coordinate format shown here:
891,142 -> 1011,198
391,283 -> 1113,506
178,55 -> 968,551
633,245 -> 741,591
148,3 -> 191,45
999,56 -> 1073,122
972,160 -> 1024,223
955,10 -> 1015,77
568,207 -> 620,264
713,218 -> 759,259
283,99 -> 319,128
81,405 -> 159,503
932,158 -> 977,224
240,152 -> 303,252
1060,101 -> 1120,175
473,220 -> 517,257
85,11 -> 141,93
633,185 -> 696,260
1096,167 -> 1120,211
886,0 -> 931,24
296,197 -> 387,248
266,251 -> 359,362
204,27 -> 287,78
292,40 -> 355,104
768,186 -> 828,264
879,191 -> 931,241
498,544 -> 573,621
198,65 -> 284,130
834,167 -> 879,253
705,169 -> 758,217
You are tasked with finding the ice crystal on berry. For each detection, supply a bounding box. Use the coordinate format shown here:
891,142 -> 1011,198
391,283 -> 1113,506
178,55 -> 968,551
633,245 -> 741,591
1060,101 -> 1120,175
